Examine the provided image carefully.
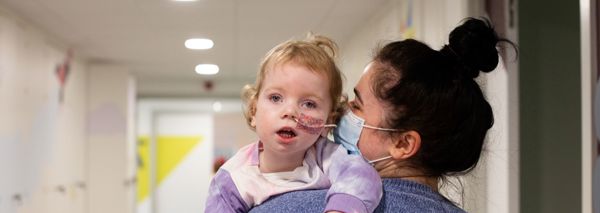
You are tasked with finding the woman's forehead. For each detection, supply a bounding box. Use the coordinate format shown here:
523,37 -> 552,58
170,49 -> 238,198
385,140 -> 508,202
359,63 -> 377,88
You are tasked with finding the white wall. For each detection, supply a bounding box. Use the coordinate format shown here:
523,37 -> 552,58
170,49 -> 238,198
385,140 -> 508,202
338,0 -> 402,93
339,0 -> 469,94
87,65 -> 136,213
0,6 -> 88,213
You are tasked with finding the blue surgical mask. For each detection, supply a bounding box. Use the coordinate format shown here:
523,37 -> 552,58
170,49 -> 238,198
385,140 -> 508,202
333,111 -> 397,164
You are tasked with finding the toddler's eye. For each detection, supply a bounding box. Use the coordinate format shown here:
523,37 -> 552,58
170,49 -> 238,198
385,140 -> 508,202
301,100 -> 317,109
269,94 -> 282,103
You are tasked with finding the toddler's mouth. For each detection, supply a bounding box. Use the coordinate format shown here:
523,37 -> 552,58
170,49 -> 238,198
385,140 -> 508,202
277,127 -> 297,138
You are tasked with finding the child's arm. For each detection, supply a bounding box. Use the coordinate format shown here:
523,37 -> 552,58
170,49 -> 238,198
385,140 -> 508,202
205,169 -> 251,213
322,143 -> 383,213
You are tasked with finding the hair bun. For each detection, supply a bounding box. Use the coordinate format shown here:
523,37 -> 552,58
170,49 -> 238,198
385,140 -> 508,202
446,18 -> 500,78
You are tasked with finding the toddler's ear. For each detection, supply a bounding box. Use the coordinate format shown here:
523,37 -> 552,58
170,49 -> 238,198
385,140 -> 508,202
250,115 -> 256,128
248,102 -> 257,128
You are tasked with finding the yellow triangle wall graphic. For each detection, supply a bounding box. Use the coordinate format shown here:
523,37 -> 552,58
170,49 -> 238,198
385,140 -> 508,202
157,135 -> 202,183
137,135 -> 203,203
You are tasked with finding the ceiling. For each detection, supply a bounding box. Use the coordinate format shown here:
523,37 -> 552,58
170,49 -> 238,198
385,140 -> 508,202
0,0 -> 388,98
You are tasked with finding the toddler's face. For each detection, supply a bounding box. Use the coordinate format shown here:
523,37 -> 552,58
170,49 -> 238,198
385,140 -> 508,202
252,62 -> 332,158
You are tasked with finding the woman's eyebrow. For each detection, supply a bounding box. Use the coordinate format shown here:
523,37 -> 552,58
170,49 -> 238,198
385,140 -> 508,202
353,88 -> 363,105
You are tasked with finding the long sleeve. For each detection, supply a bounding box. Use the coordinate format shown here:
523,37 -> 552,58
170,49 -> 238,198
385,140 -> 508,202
323,145 -> 382,213
205,169 -> 250,213
208,139 -> 381,212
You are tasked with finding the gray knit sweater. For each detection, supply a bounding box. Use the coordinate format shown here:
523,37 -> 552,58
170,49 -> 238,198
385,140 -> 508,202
249,178 -> 466,213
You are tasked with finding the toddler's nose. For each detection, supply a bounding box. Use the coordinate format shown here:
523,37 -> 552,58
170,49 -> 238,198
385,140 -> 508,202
281,105 -> 298,121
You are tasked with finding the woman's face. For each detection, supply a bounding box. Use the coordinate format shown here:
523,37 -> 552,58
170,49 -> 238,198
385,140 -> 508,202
349,62 -> 395,161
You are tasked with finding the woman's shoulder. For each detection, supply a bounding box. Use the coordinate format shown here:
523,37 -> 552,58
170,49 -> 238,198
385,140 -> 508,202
249,189 -> 327,213
250,178 -> 467,213
377,178 -> 466,213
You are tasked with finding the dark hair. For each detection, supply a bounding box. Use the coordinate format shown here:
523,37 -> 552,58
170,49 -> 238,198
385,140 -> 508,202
372,18 -> 513,177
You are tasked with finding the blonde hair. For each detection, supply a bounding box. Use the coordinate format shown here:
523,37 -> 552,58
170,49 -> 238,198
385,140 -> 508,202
242,33 -> 346,130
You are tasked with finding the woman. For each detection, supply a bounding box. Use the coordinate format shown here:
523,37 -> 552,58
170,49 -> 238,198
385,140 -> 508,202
249,17 -> 512,212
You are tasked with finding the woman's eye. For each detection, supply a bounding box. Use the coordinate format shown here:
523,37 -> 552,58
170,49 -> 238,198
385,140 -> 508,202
301,101 -> 317,109
349,100 -> 360,110
268,94 -> 282,103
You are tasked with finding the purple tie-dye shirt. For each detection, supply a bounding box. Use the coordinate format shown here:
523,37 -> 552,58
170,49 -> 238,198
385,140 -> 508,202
205,136 -> 382,213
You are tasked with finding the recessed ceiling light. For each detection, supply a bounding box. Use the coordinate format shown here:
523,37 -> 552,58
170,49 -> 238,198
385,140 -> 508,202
195,64 -> 219,75
185,38 -> 214,50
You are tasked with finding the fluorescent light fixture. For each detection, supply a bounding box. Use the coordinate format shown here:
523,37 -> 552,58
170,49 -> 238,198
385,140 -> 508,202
185,38 -> 214,50
195,64 -> 219,75
174,0 -> 197,2
212,101 -> 222,112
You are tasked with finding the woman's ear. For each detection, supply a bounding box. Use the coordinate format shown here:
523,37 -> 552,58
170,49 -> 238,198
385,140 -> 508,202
389,130 -> 421,160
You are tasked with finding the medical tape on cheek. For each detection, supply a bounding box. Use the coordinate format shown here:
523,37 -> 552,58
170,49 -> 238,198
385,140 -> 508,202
295,113 -> 325,135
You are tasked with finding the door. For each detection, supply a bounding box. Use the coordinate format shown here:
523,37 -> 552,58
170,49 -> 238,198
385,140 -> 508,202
137,111 -> 213,213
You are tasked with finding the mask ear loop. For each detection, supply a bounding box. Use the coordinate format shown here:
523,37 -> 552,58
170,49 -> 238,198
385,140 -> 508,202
368,156 -> 392,165
362,124 -> 398,132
